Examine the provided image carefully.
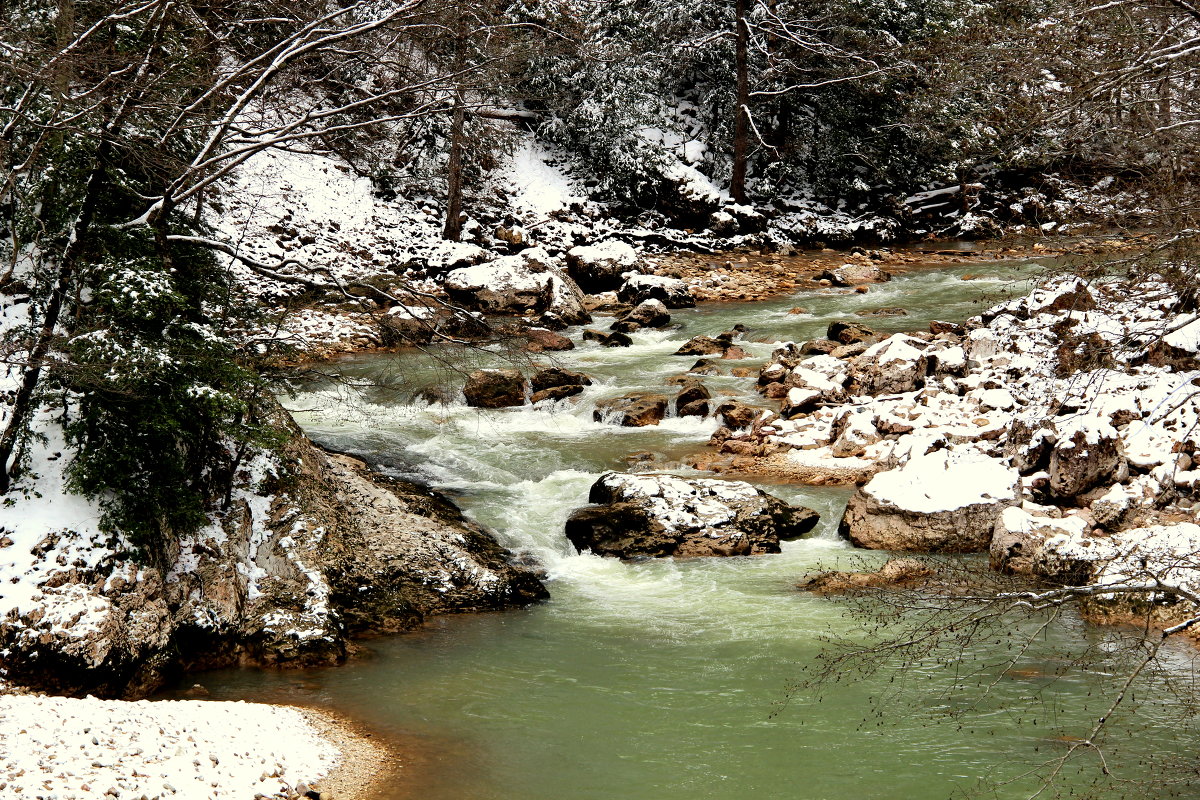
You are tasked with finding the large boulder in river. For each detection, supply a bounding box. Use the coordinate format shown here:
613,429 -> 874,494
827,321 -> 879,345
716,400 -> 767,430
583,328 -> 632,348
463,369 -> 527,408
840,449 -> 1021,552
675,335 -> 728,357
611,299 -> 671,333
532,367 -> 592,392
566,472 -> 820,558
819,263 -> 892,287
378,305 -> 436,346
675,380 -> 711,417
799,559 -> 934,595
566,240 -> 642,292
530,367 -> 592,404
594,393 -> 669,427
445,248 -> 591,324
674,332 -> 747,358
499,324 -> 573,353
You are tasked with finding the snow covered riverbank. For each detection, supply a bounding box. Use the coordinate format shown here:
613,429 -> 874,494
0,693 -> 388,799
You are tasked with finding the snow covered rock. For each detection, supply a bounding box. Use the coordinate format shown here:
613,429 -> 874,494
1047,418 -> 1126,500
840,449 -> 1021,552
1037,523 -> 1200,610
847,335 -> 931,396
618,273 -> 696,308
781,386 -> 822,418
780,360 -> 848,416
707,203 -> 766,236
565,472 -> 820,558
1089,479 -> 1154,529
1139,316 -> 1200,371
611,298 -> 671,332
431,240 -> 491,271
829,408 -> 882,457
566,240 -> 643,292
990,506 -> 1090,576
378,304 -> 436,345
445,248 -> 590,324
659,162 -> 723,224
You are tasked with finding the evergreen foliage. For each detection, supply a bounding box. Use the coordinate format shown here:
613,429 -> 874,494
61,232 -> 277,548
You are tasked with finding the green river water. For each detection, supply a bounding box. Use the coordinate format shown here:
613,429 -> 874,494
180,257 -> 1199,799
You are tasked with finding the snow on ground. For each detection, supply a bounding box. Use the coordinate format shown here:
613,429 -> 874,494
214,146 -> 443,300
0,422 -> 114,641
502,138 -> 587,218
271,308 -> 382,355
1042,522 -> 1200,599
0,694 -> 343,800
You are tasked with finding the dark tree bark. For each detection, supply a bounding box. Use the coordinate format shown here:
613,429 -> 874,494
443,91 -> 466,241
730,0 -> 750,204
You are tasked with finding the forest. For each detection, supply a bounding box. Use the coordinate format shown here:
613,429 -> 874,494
3,1 -> 1200,799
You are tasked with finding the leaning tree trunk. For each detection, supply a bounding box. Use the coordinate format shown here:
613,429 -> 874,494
730,0 -> 750,204
0,151 -> 107,492
443,91 -> 466,241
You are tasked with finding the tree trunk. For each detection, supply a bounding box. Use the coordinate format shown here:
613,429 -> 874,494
443,92 -> 466,241
730,0 -> 750,204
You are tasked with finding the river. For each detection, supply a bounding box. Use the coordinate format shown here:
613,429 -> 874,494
179,256 -> 1196,799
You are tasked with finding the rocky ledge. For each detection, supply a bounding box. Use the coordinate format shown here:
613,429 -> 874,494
0,403 -> 546,698
798,558 -> 936,595
566,472 -> 819,558
695,276 -> 1200,564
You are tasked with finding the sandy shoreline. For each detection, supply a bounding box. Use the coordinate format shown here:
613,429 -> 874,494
0,692 -> 396,800
298,705 -> 398,799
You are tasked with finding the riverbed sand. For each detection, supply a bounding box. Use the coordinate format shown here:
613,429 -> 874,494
0,692 -> 392,799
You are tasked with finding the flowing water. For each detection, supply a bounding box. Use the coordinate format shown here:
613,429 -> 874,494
185,258 -> 1196,799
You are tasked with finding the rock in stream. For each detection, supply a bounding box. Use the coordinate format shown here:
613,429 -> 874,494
566,472 -> 820,558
